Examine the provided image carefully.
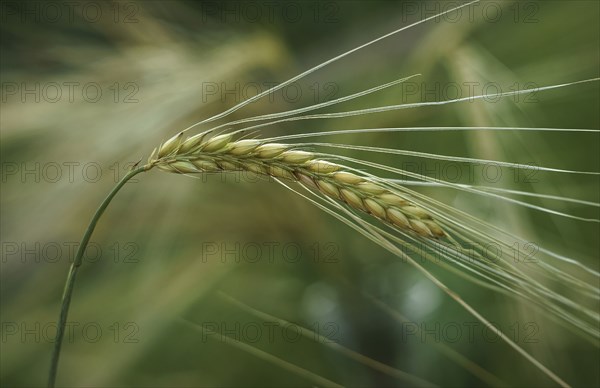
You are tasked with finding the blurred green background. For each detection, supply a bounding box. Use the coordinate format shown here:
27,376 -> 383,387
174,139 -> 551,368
1,1 -> 599,387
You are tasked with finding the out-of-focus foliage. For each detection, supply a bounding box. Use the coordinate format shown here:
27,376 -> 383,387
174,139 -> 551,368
1,1 -> 598,387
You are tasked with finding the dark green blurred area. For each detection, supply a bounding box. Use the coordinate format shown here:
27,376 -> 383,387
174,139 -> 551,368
1,1 -> 599,387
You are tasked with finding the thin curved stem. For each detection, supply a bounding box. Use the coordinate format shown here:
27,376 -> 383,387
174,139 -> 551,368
48,165 -> 149,388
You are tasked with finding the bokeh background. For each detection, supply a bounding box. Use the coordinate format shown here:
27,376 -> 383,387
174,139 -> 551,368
1,1 -> 599,387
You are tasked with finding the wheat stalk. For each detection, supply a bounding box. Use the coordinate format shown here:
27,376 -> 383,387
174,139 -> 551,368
150,131 -> 446,239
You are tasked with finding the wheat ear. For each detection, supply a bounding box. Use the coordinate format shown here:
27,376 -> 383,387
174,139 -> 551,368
150,131 -> 445,239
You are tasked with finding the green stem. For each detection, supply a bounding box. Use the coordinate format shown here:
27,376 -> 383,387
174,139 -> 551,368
48,166 -> 148,388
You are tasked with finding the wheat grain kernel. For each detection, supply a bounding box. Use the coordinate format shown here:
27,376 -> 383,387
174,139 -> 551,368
364,198 -> 386,218
230,139 -> 262,155
192,160 -> 220,171
333,171 -> 365,185
387,207 -> 410,229
269,165 -> 296,181
409,220 -> 433,237
423,220 -> 445,237
217,160 -> 239,171
378,193 -> 409,207
243,162 -> 267,175
158,132 -> 184,158
356,181 -> 386,195
256,143 -> 289,158
317,180 -> 340,198
180,132 -> 209,154
281,150 -> 314,164
308,160 -> 341,174
340,188 -> 365,210
202,133 -> 234,152
295,172 -> 318,189
170,161 -> 198,173
403,206 -> 432,219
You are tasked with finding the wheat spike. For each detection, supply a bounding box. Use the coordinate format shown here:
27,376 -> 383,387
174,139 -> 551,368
150,132 -> 445,238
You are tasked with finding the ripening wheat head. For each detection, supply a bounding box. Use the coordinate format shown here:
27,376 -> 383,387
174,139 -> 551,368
150,132 -> 446,238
